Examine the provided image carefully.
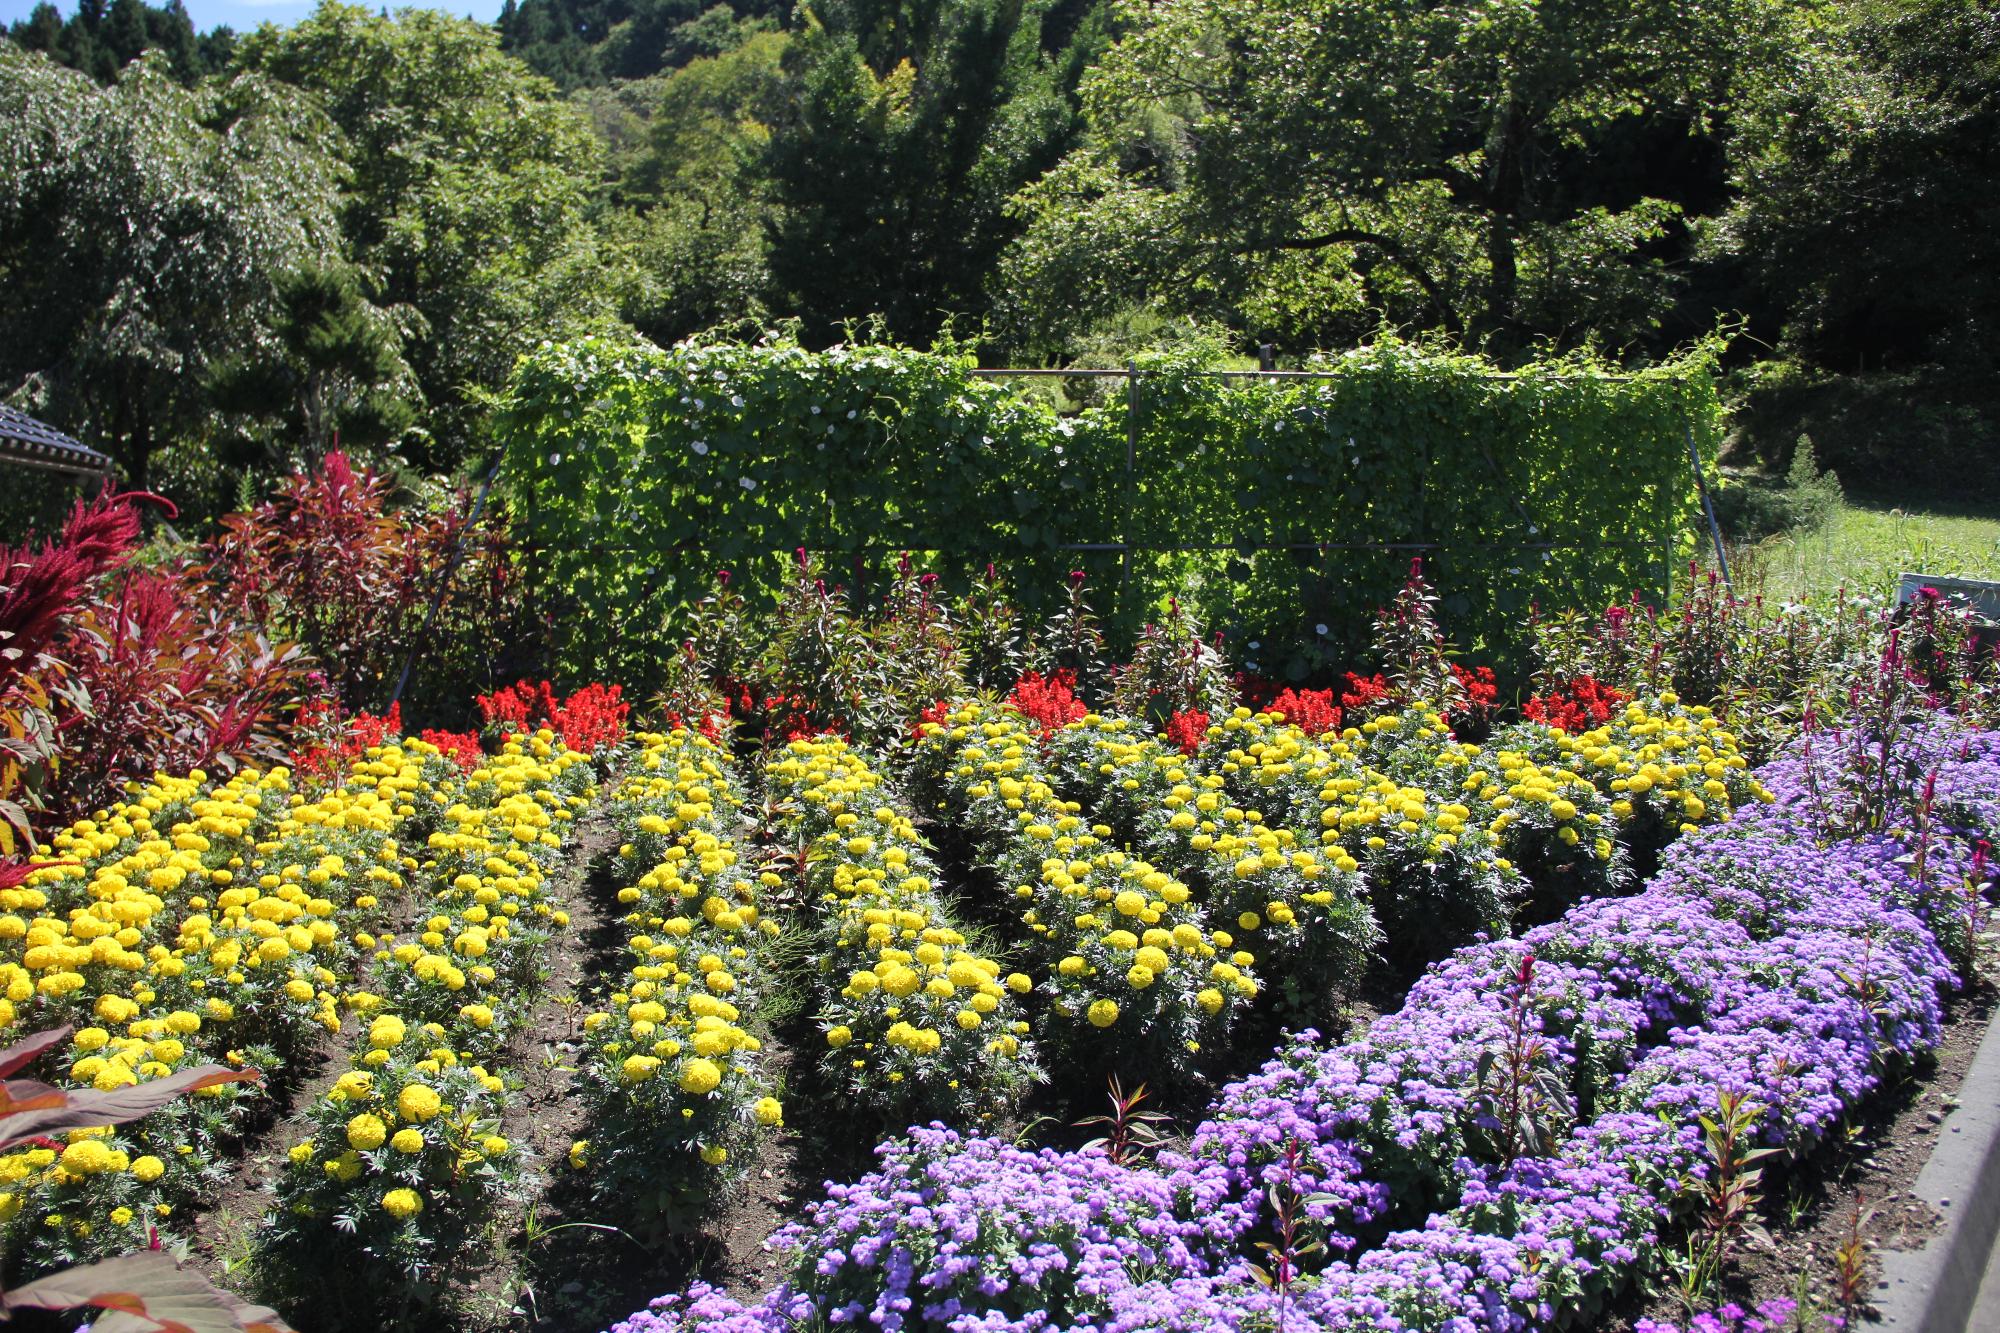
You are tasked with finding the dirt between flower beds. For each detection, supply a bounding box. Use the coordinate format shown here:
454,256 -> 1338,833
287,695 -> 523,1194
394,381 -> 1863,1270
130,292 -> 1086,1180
1615,965 -> 1997,1331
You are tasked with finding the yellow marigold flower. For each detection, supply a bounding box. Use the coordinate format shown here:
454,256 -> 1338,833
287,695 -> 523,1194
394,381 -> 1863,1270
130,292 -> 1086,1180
381,1188 -> 424,1219
391,1129 -> 425,1154
346,1114 -> 387,1151
59,1141 -> 113,1175
568,1139 -> 589,1169
1125,965 -> 1155,989
130,1155 -> 164,1183
1196,987 -> 1224,1014
1086,999 -> 1119,1028
482,1136 -> 509,1156
678,1058 -> 722,1095
396,1084 -> 442,1122
287,1143 -> 314,1167
825,1026 -> 852,1048
753,1097 -> 783,1127
700,1144 -> 728,1166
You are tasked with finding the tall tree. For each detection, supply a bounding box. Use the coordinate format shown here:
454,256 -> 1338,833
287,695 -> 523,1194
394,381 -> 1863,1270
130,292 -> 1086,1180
207,264 -> 419,465
7,0 -> 231,84
999,0 -> 1796,359
760,0 -> 1103,343
612,29 -> 790,342
234,2 -> 613,469
0,47 -> 343,487
1727,0 -> 2000,373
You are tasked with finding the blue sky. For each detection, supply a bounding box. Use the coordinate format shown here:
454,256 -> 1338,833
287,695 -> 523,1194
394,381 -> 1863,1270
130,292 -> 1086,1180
1,0 -> 505,31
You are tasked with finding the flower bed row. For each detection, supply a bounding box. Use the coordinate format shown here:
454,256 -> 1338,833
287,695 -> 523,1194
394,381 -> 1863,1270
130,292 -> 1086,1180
263,732 -> 596,1284
0,740 -> 470,1272
571,728 -> 785,1233
910,708 -> 1255,1085
610,714 -> 1996,1333
766,737 -> 1039,1125
1037,711 -> 1378,1020
1195,696 -> 1763,964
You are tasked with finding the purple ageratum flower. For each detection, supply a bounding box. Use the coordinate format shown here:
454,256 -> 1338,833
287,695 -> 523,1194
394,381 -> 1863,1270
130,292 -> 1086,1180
604,724 -> 1999,1333
1634,1296 -> 1807,1333
761,1126 -> 1240,1330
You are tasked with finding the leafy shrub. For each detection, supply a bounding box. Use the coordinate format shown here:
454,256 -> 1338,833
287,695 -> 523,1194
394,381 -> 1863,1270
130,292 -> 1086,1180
49,569 -> 304,818
0,491 -> 147,847
500,336 -> 1716,689
203,451 -> 529,718
1109,598 -> 1236,726
0,489 -> 303,835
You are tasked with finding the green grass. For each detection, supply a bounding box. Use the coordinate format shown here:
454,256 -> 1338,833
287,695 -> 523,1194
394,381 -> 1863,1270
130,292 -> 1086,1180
1726,488 -> 2000,604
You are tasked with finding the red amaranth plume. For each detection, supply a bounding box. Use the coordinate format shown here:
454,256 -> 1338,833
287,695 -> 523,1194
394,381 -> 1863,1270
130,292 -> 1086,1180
322,450 -> 356,493
0,491 -> 164,680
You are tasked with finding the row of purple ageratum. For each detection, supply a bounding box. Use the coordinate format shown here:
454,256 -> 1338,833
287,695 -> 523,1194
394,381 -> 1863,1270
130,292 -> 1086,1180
609,719 -> 1997,1333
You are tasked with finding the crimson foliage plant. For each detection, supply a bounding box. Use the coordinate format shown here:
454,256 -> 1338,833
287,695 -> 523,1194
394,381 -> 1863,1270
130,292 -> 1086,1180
204,451 -> 527,715
0,489 -> 303,831
50,568 -> 304,820
0,492 -> 137,848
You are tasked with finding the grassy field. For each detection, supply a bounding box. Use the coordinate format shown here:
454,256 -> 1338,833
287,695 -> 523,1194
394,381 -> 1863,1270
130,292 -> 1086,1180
1722,487 -> 2000,604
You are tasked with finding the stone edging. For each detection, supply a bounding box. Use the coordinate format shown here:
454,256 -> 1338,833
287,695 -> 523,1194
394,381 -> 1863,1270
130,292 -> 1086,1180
1875,1006 -> 2000,1330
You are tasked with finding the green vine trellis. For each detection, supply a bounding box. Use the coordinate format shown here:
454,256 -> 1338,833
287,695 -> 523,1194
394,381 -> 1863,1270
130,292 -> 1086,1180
494,335 -> 1719,691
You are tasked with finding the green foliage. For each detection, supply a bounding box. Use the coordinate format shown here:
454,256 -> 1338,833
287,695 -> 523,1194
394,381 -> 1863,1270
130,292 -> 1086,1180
608,29 -> 789,344
1728,358 -> 2000,495
999,0 -> 1796,359
499,334 -> 1717,691
761,0 -> 1101,343
0,46 -> 343,489
1027,571 -> 1113,704
1107,597 -> 1234,724
235,3 -> 614,471
206,263 -> 418,467
1726,0 -> 2000,378
7,0 -> 236,86
498,0 -> 782,89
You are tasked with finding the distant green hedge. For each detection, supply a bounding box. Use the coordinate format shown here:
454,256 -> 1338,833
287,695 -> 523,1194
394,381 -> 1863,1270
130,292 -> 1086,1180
496,336 -> 1718,690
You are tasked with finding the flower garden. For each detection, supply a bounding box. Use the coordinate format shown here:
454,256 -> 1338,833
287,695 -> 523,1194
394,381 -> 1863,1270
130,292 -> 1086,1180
0,353 -> 1997,1333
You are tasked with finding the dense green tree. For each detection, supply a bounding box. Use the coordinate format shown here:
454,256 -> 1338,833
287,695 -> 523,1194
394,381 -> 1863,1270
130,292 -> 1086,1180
611,30 -> 789,342
235,3 -> 614,469
761,0 -> 1107,343
207,264 -> 418,465
7,0 -> 232,85
0,47 -> 343,488
498,0 -> 783,88
1727,0 -> 2000,373
998,0 -> 1797,360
